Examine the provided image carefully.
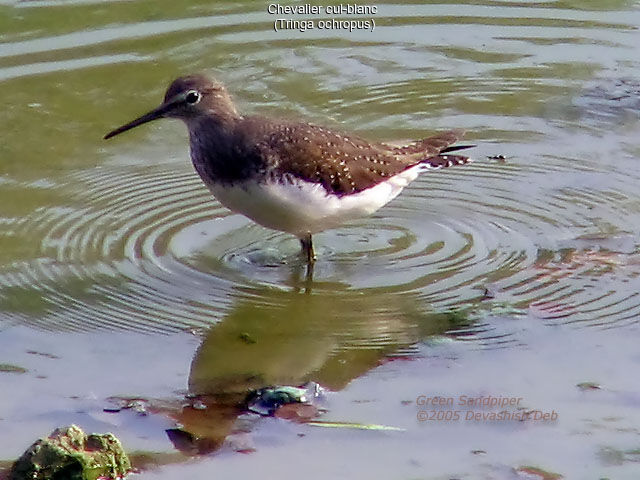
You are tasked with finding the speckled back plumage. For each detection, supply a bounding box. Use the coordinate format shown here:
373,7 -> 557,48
257,124 -> 469,195
189,111 -> 471,196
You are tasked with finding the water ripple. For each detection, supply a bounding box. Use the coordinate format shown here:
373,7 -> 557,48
2,0 -> 640,345
0,142 -> 638,337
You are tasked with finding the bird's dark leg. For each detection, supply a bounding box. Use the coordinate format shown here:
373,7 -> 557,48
299,233 -> 316,281
300,233 -> 316,265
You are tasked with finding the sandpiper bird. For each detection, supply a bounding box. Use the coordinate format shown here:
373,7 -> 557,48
104,74 -> 474,267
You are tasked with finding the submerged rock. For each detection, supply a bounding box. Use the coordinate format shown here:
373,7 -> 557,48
9,425 -> 131,480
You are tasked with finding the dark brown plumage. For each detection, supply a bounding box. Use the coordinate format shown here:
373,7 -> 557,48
258,124 -> 470,195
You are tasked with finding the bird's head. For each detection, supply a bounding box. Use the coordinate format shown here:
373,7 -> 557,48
104,74 -> 239,140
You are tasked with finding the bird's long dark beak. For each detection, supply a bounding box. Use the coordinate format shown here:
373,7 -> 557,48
104,98 -> 180,140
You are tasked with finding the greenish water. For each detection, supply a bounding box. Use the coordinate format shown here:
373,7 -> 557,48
2,1 -> 640,479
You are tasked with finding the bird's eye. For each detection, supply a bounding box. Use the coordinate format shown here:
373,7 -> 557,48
185,90 -> 201,104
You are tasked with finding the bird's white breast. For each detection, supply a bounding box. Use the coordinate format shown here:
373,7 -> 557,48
205,166 -> 421,237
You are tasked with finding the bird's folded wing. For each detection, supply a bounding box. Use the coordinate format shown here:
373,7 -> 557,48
258,123 -> 467,195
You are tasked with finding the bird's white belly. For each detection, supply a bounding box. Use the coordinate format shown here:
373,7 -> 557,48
206,166 -> 420,237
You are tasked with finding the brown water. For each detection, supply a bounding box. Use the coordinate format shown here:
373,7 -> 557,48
2,1 -> 640,479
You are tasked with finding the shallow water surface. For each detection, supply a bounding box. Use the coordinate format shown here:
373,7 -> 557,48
1,1 -> 640,479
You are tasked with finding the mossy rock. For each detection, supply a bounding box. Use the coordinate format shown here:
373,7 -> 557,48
9,425 -> 131,480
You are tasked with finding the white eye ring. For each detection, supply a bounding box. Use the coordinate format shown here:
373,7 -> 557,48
185,90 -> 201,104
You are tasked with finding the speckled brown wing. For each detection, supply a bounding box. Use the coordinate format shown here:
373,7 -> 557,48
257,122 -> 470,196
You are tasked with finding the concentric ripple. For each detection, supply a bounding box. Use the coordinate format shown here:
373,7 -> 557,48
2,135 -> 640,337
2,0 -> 640,342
